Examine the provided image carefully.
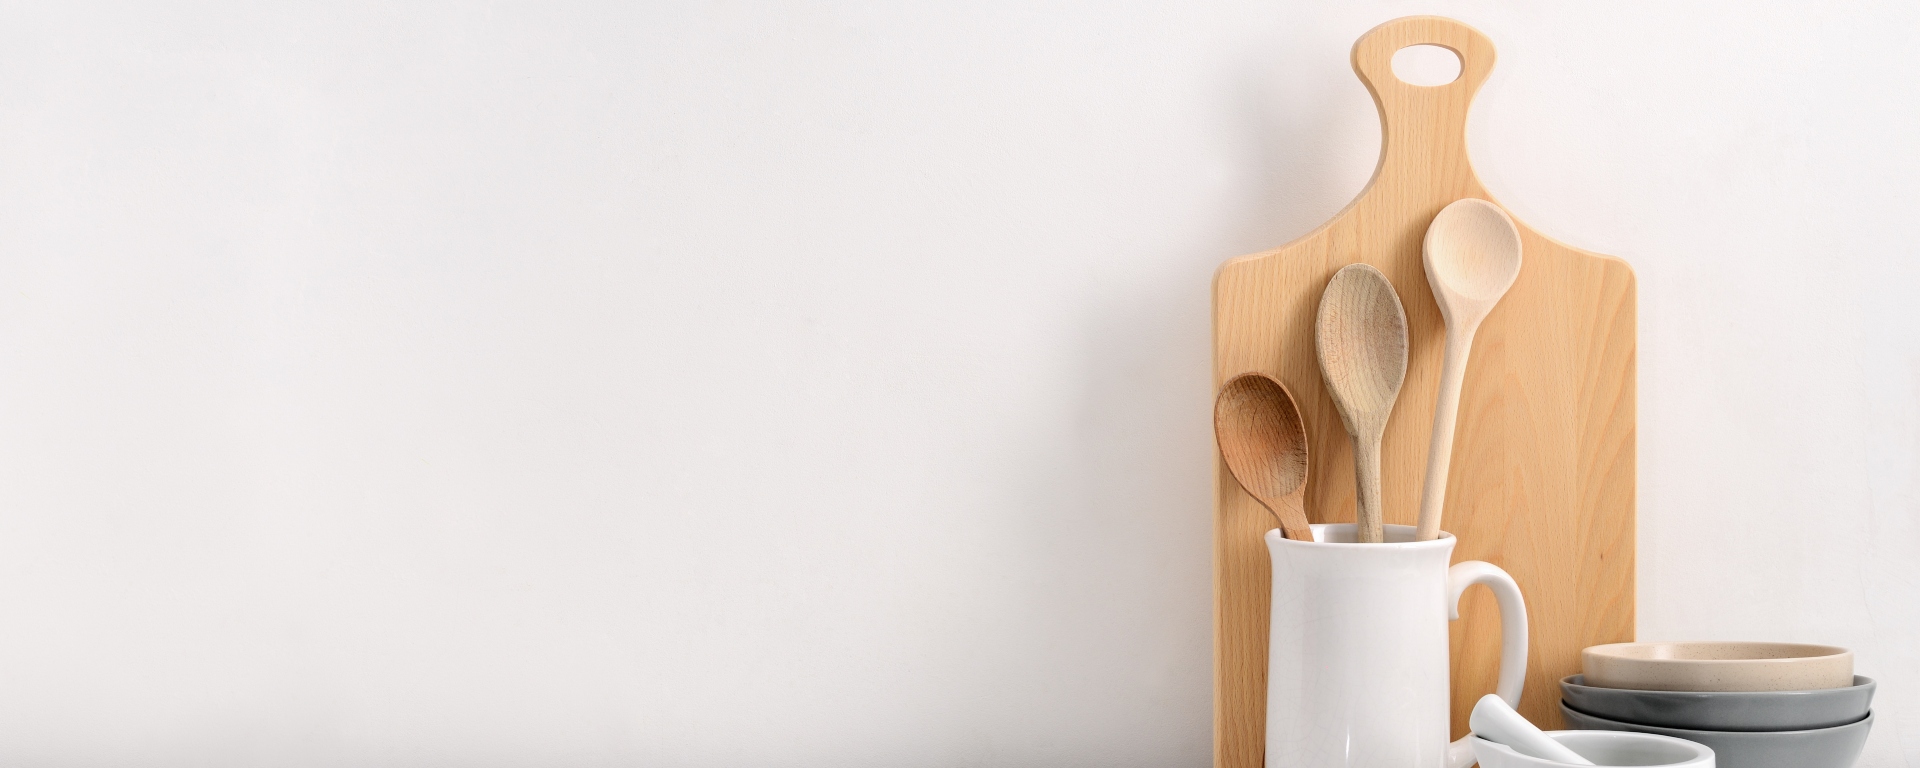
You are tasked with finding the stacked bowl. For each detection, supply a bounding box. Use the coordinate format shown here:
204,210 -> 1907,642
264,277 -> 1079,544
1560,642 -> 1874,768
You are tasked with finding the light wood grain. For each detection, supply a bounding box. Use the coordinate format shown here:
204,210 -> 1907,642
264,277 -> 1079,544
1314,264 -> 1409,544
1212,16 -> 1636,768
1417,199 -> 1524,541
1215,373 -> 1314,542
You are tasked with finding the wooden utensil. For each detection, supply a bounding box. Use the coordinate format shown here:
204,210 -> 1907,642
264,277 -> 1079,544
1314,263 -> 1408,544
1214,373 -> 1314,541
1415,198 -> 1523,541
1213,17 -> 1636,763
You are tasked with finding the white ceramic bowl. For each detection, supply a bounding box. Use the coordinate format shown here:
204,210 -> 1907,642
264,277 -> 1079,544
1582,642 -> 1852,692
1471,730 -> 1713,768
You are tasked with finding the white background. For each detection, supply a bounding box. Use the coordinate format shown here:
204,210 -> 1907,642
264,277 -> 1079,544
0,2 -> 1915,765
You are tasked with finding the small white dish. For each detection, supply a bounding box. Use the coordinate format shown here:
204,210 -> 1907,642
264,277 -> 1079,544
1470,730 -> 1713,768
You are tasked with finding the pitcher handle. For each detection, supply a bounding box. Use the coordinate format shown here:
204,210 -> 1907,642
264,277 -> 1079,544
1442,560 -> 1528,768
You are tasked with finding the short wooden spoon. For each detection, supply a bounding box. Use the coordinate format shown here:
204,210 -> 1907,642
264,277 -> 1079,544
1416,199 -> 1523,541
1315,264 -> 1409,543
1214,373 -> 1313,541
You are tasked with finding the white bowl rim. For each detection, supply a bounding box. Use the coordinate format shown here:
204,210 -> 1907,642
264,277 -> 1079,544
1470,731 -> 1713,768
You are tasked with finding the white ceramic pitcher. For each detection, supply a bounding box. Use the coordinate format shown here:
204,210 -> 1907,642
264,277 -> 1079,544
1266,523 -> 1528,768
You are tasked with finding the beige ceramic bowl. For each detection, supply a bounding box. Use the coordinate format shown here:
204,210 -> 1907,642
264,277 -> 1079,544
1583,642 -> 1852,692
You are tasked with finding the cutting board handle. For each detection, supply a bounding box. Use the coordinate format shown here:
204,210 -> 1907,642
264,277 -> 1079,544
1350,16 -> 1496,175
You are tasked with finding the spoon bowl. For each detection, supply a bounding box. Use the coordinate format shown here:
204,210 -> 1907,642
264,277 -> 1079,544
1425,199 -> 1524,308
1215,373 -> 1313,540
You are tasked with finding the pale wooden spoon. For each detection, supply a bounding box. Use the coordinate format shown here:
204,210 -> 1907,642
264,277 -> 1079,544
1214,373 -> 1313,541
1315,264 -> 1408,543
1416,199 -> 1523,541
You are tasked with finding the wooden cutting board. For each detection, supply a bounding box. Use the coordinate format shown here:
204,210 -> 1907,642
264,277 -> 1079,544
1211,16 -> 1635,767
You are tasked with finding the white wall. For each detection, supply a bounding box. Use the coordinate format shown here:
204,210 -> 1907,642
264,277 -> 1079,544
0,2 -> 1914,765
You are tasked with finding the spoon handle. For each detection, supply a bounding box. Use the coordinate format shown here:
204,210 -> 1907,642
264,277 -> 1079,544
1354,434 -> 1385,543
1416,325 -> 1476,541
1273,493 -> 1314,542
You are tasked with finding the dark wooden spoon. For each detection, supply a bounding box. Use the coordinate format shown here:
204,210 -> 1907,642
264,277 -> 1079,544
1214,372 -> 1314,541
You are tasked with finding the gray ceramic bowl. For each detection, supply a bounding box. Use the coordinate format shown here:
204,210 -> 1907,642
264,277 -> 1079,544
1561,674 -> 1875,731
1562,703 -> 1871,768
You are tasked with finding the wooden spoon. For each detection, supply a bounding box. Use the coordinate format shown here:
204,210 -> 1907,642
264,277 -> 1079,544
1314,264 -> 1408,543
1416,199 -> 1523,541
1214,373 -> 1313,541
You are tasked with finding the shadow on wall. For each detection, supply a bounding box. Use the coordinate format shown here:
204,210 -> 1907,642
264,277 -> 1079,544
1223,65 -> 1377,254
954,60 -> 1376,765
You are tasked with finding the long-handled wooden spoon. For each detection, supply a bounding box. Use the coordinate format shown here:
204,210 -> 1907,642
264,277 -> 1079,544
1214,373 -> 1313,541
1315,264 -> 1408,543
1416,199 -> 1523,541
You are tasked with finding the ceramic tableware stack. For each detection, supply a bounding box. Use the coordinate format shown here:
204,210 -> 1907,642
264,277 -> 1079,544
1560,642 -> 1875,768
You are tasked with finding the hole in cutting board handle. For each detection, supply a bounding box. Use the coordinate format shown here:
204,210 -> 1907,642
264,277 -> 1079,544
1391,44 -> 1462,86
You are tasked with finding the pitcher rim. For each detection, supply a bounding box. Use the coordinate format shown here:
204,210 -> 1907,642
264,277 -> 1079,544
1266,523 -> 1456,550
